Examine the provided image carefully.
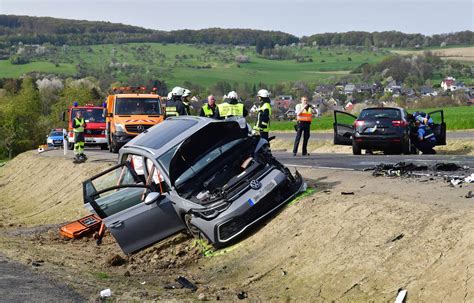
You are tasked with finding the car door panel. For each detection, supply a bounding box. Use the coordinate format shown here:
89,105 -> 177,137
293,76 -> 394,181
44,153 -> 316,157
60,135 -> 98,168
83,154 -> 185,254
103,194 -> 185,254
428,110 -> 446,145
333,110 -> 357,145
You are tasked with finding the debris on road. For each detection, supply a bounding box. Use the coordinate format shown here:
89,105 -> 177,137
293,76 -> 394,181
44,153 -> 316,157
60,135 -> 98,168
365,162 -> 472,186
341,191 -> 355,195
176,276 -> 198,292
387,234 -> 404,243
466,191 -> 474,199
237,291 -> 248,300
395,289 -> 407,303
100,288 -> 112,298
31,260 -> 44,267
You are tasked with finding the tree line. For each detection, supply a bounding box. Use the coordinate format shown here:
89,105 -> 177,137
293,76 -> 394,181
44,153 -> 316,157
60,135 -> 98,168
301,31 -> 474,48
1,15 -> 471,49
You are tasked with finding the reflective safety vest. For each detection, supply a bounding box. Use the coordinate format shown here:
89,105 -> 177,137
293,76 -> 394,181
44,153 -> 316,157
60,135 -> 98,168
73,118 -> 85,132
255,102 -> 272,132
166,106 -> 179,117
202,104 -> 214,117
217,102 -> 244,118
297,107 -> 313,122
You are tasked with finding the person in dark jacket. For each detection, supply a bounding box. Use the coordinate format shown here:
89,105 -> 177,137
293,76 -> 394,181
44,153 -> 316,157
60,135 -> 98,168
253,89 -> 272,141
199,95 -> 217,118
165,87 -> 188,117
414,117 -> 437,154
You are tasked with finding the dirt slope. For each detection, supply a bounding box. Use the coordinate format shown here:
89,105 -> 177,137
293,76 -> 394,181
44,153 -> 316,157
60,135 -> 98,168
0,152 -> 473,301
0,151 -> 111,226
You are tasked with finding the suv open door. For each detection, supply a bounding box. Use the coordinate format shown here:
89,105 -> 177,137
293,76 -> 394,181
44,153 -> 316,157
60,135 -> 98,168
83,156 -> 185,254
333,110 -> 357,145
428,110 -> 446,145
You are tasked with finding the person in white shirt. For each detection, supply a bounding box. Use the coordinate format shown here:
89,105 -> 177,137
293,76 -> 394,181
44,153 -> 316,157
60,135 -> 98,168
293,97 -> 314,156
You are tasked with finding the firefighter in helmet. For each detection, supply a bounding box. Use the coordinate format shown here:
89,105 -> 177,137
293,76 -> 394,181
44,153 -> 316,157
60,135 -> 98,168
253,89 -> 272,140
72,110 -> 87,163
165,86 -> 188,117
215,91 -> 248,119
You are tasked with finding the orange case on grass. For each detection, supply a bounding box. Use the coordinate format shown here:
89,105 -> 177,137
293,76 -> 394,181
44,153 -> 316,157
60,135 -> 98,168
59,214 -> 102,239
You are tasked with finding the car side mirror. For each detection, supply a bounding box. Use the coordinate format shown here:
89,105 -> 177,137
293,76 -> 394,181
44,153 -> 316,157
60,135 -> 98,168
144,192 -> 162,205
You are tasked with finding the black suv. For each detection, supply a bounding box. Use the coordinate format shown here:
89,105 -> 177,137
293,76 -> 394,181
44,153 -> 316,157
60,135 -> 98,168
333,107 -> 446,155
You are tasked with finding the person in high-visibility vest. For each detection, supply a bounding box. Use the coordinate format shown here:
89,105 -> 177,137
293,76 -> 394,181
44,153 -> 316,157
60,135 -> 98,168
215,91 -> 248,119
253,89 -> 272,141
293,97 -> 314,156
182,88 -> 192,115
199,95 -> 217,118
165,86 -> 188,118
72,110 -> 87,163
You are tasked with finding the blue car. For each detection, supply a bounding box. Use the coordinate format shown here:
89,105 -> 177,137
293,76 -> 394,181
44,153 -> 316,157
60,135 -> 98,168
47,129 -> 65,147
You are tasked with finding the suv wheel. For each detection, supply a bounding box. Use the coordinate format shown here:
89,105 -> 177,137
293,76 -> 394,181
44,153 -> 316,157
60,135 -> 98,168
352,141 -> 362,155
402,138 -> 411,155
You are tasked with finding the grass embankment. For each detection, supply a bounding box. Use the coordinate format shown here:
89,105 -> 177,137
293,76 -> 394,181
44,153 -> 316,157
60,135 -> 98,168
270,106 -> 474,131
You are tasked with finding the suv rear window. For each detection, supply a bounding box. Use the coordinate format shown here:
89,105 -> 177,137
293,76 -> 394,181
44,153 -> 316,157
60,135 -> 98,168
359,109 -> 401,120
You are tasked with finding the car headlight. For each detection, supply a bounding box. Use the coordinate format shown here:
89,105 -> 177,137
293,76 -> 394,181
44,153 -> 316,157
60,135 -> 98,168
114,123 -> 125,132
47,138 -> 53,143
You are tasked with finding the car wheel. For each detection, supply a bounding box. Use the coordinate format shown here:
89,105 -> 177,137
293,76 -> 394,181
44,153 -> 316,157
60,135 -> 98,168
184,214 -> 211,243
352,141 -> 361,155
110,134 -> 119,154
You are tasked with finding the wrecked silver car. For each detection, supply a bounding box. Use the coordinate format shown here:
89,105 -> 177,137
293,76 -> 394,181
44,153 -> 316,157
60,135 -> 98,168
83,117 -> 304,254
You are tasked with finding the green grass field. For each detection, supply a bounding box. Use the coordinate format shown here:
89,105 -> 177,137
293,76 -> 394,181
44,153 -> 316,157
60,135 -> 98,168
0,60 -> 76,78
0,43 -> 388,86
269,106 -> 474,131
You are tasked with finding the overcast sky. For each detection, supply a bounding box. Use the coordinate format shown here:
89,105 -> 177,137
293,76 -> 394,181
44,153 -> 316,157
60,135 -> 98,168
1,0 -> 473,37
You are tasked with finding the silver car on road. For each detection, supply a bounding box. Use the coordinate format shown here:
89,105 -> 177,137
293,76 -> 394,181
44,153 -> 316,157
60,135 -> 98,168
83,117 -> 304,254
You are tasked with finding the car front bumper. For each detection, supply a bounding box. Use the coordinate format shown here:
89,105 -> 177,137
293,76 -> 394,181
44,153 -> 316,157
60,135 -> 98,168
190,168 -> 304,244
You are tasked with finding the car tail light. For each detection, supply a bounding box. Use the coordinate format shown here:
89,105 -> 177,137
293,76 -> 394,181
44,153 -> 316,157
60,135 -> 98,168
392,120 -> 407,127
354,120 -> 365,127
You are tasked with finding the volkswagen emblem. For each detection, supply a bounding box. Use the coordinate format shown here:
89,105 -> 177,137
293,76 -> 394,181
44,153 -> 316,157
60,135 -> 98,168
137,125 -> 144,132
250,180 -> 261,190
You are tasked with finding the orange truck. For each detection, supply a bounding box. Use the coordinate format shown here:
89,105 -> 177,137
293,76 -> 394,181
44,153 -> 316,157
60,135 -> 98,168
105,86 -> 164,153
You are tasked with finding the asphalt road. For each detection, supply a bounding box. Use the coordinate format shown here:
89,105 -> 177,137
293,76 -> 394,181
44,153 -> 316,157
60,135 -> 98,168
272,130 -> 474,141
0,255 -> 84,302
41,147 -> 474,171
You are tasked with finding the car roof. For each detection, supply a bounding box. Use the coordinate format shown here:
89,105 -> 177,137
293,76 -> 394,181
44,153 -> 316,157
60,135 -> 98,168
121,116 -> 221,158
113,94 -> 159,98
361,107 -> 405,111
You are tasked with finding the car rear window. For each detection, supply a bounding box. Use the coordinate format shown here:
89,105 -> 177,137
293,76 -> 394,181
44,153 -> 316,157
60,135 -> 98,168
359,109 -> 401,120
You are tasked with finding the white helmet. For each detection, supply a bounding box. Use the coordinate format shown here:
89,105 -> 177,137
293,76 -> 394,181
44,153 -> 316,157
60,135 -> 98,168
182,88 -> 191,98
257,89 -> 270,98
227,91 -> 239,100
171,86 -> 185,96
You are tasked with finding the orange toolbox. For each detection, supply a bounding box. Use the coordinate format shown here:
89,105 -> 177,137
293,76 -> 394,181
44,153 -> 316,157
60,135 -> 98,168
60,214 -> 102,239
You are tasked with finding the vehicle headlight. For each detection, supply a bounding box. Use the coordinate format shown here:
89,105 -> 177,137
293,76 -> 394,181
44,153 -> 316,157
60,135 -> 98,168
47,138 -> 53,143
115,123 -> 125,132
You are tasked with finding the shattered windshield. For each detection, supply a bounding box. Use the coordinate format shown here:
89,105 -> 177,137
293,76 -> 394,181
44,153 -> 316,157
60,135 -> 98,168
115,98 -> 161,115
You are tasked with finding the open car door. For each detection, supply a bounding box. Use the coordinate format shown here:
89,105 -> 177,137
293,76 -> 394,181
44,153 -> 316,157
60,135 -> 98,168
83,155 -> 185,254
428,110 -> 446,145
333,110 -> 357,145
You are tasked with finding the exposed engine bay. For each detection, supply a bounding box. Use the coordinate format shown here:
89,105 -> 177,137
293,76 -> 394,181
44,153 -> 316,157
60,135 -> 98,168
175,136 -> 294,204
